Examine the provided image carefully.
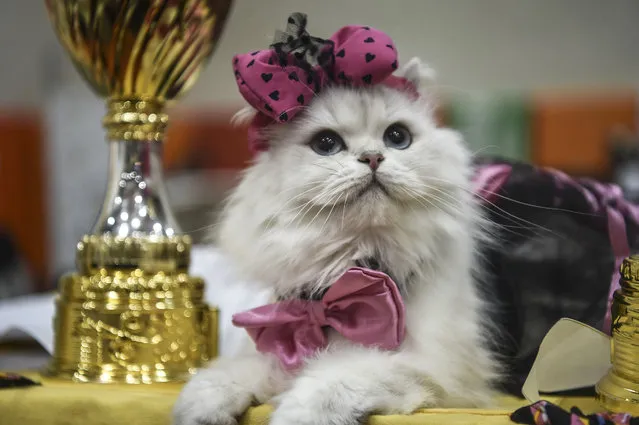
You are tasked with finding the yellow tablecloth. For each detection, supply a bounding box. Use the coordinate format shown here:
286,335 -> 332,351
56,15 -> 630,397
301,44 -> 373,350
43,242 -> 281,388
0,371 -> 604,425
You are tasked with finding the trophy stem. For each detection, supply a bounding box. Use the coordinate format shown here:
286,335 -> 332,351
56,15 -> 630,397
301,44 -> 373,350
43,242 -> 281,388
597,256 -> 639,414
92,137 -> 180,238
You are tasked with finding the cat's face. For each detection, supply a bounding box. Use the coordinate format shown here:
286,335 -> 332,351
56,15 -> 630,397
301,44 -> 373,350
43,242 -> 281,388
255,84 -> 472,228
219,60 -> 477,294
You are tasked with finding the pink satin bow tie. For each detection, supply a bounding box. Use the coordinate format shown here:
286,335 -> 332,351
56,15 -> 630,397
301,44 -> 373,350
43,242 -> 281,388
232,267 -> 406,370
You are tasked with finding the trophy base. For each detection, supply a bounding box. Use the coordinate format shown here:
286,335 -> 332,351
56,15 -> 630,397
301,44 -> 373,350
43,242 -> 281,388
46,265 -> 217,384
596,369 -> 639,415
43,361 -> 193,385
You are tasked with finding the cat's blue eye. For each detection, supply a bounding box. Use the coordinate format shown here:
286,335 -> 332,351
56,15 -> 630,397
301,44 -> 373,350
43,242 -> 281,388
383,123 -> 412,150
309,130 -> 346,156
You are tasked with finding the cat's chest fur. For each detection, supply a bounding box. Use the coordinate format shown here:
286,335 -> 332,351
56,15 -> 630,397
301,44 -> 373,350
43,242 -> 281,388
268,226 -> 426,300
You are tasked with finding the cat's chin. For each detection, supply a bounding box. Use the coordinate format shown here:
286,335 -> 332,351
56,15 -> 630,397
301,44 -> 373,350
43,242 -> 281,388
355,180 -> 390,201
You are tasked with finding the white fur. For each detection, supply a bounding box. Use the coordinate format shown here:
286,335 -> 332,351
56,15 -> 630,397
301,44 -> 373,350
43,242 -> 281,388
173,58 -> 500,425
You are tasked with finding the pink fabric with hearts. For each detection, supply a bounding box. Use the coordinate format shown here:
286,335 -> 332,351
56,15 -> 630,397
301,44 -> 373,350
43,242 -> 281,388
234,49 -> 320,126
329,25 -> 398,86
232,15 -> 417,154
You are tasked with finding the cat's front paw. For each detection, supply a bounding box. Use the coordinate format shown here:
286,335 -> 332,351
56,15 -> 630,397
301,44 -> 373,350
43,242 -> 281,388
268,381 -> 371,425
269,394 -> 364,425
172,356 -> 274,425
172,370 -> 251,425
267,350 -> 430,425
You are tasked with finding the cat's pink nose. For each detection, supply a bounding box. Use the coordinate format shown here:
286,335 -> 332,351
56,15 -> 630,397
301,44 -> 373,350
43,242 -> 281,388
358,151 -> 385,171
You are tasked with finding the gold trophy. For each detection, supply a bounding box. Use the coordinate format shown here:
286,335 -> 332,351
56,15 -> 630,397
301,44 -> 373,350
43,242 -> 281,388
597,256 -> 639,413
43,0 -> 233,384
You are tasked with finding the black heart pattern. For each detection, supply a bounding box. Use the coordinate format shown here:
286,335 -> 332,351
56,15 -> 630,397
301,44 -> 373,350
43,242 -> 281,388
365,53 -> 376,63
247,59 -> 255,68
297,94 -> 304,105
336,49 -> 345,58
268,58 -> 274,65
261,73 -> 273,82
264,103 -> 273,112
251,51 -> 259,56
386,44 -> 394,49
288,71 -> 299,81
364,37 -> 375,43
362,74 -> 373,84
391,60 -> 398,70
234,57 -> 239,65
362,26 -> 370,30
279,112 -> 289,122
269,91 -> 280,101
318,50 -> 332,64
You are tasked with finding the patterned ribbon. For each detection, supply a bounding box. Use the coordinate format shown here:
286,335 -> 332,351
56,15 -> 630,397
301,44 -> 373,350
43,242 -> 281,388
231,13 -> 416,153
473,164 -> 639,334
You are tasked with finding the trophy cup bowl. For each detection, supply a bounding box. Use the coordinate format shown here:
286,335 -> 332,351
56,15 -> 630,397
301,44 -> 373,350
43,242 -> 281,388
43,0 -> 233,384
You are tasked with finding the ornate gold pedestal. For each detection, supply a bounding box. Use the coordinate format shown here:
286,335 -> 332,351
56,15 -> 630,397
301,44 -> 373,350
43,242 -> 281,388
43,0 -> 232,383
48,233 -> 218,384
597,256 -> 639,414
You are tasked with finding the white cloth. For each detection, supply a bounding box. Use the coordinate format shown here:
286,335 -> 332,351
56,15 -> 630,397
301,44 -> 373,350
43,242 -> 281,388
0,245 -> 270,357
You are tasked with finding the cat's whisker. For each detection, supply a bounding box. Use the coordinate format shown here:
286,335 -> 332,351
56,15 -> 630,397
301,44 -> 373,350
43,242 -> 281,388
284,197 -> 318,227
400,186 -> 459,216
398,184 -> 533,241
341,193 -> 349,230
319,193 -> 343,235
334,158 -> 347,170
482,189 -> 600,218
459,190 -> 559,238
263,181 -> 333,229
273,179 -> 328,196
182,220 -> 222,236
306,188 -> 344,226
471,145 -> 500,156
286,185 -> 342,227
422,174 -> 599,218
273,180 -> 333,206
414,176 -> 553,229
312,163 -> 342,174
397,187 -> 442,217
299,192 -> 339,234
427,192 -> 527,241
419,180 -> 560,240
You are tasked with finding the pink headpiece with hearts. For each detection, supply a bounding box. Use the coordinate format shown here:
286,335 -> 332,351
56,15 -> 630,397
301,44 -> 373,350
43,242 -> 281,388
232,13 -> 417,154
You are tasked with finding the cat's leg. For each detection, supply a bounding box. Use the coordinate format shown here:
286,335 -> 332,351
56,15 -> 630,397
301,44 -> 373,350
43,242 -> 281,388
269,345 -> 438,425
172,353 -> 284,425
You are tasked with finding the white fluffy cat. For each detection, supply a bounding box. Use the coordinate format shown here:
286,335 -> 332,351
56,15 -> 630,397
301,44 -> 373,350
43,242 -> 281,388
173,58 -> 500,425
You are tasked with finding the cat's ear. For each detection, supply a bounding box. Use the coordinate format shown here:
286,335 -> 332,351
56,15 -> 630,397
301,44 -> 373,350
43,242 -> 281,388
396,57 -> 436,93
230,106 -> 258,127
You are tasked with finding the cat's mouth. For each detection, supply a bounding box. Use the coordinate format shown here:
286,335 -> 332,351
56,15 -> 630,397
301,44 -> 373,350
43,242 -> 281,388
356,175 -> 390,198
